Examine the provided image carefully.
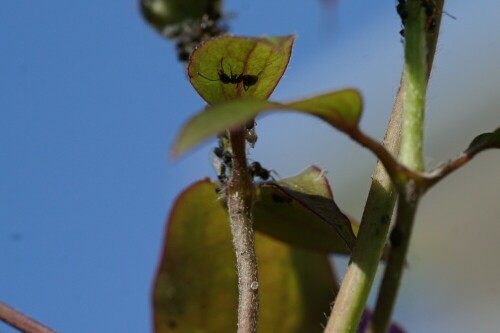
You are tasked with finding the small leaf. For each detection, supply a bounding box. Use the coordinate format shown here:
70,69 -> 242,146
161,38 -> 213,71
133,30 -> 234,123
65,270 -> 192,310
286,89 -> 363,132
153,180 -> 337,333
172,89 -> 362,157
467,127 -> 500,153
188,35 -> 295,104
254,166 -> 356,254
172,99 -> 278,157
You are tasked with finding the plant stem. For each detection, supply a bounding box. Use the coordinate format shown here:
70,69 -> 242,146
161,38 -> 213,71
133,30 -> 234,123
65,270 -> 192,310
399,0 -> 427,172
227,126 -> 259,333
0,301 -> 57,333
324,1 -> 445,332
323,72 -> 404,333
369,0 -> 439,331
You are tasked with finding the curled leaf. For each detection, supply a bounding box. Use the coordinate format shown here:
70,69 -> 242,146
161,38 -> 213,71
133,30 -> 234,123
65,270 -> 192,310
254,166 -> 356,254
467,127 -> 500,153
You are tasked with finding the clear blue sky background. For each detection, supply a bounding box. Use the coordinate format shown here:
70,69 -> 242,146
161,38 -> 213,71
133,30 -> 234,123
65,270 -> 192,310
2,1 -> 500,332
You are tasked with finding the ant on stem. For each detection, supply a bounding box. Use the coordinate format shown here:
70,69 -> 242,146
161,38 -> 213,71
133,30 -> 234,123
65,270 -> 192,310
197,58 -> 260,91
248,161 -> 272,181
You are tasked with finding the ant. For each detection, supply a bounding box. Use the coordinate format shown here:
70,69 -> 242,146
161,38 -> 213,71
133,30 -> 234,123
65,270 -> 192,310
248,162 -> 271,181
197,58 -> 260,91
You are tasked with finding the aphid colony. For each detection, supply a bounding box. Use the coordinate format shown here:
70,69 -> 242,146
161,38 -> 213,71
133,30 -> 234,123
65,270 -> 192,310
396,0 -> 441,37
212,130 -> 273,195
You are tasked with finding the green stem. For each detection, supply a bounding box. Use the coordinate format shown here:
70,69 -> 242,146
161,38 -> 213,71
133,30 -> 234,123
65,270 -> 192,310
323,72 -> 404,333
369,0 -> 435,331
227,127 -> 259,333
324,1 -> 445,332
369,184 -> 420,332
399,0 -> 427,172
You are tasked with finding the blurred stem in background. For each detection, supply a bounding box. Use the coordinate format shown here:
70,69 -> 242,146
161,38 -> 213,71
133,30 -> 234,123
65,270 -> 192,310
324,1 -> 445,332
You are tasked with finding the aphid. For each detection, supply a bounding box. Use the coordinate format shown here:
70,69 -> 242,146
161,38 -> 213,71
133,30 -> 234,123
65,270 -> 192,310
198,58 -> 261,91
389,226 -> 403,248
245,120 -> 258,147
396,0 -> 407,37
396,0 -> 408,23
249,162 -> 271,181
213,146 -> 232,166
212,152 -> 228,183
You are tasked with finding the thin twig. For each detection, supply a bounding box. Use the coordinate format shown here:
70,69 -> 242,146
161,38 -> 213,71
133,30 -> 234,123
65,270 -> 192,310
227,126 -> 259,333
0,301 -> 57,333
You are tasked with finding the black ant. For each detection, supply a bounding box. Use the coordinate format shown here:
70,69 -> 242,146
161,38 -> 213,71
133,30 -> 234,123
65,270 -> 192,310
248,162 -> 271,181
197,58 -> 260,91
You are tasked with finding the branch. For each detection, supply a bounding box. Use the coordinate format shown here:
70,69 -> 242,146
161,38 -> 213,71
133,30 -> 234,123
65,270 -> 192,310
323,1 -> 445,332
369,1 -> 443,331
227,126 -> 259,333
0,301 -> 57,333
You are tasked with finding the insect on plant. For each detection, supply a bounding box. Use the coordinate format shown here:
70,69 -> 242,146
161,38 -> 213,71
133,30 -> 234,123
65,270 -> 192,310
197,58 -> 261,91
248,161 -> 272,181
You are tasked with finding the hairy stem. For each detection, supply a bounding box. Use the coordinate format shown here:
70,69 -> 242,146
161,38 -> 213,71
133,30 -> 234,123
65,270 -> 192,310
0,301 -> 56,333
227,127 -> 259,333
324,1 -> 445,332
323,69 -> 405,333
369,0 -> 440,331
399,0 -> 427,172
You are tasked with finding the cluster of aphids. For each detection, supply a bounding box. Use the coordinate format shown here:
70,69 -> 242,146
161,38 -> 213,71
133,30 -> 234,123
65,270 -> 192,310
197,58 -> 261,92
164,12 -> 228,62
396,0 -> 439,37
212,130 -> 272,196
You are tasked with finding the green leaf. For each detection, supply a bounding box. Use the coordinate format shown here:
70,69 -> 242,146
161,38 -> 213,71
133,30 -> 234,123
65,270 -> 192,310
188,35 -> 295,104
254,166 -> 356,254
467,127 -> 500,153
172,89 -> 362,157
153,180 -> 336,333
285,90 -> 363,131
141,0 -> 221,32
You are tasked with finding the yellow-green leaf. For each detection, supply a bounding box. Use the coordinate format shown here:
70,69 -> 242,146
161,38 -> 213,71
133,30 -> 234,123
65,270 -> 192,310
152,180 -> 336,333
188,35 -> 295,104
254,166 -> 356,254
172,89 -> 362,157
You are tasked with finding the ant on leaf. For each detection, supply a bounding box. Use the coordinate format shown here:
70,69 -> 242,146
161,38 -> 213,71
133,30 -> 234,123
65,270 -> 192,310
197,58 -> 260,91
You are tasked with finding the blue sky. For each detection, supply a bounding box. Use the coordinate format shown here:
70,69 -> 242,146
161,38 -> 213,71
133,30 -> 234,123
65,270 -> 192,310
2,1 -> 500,332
